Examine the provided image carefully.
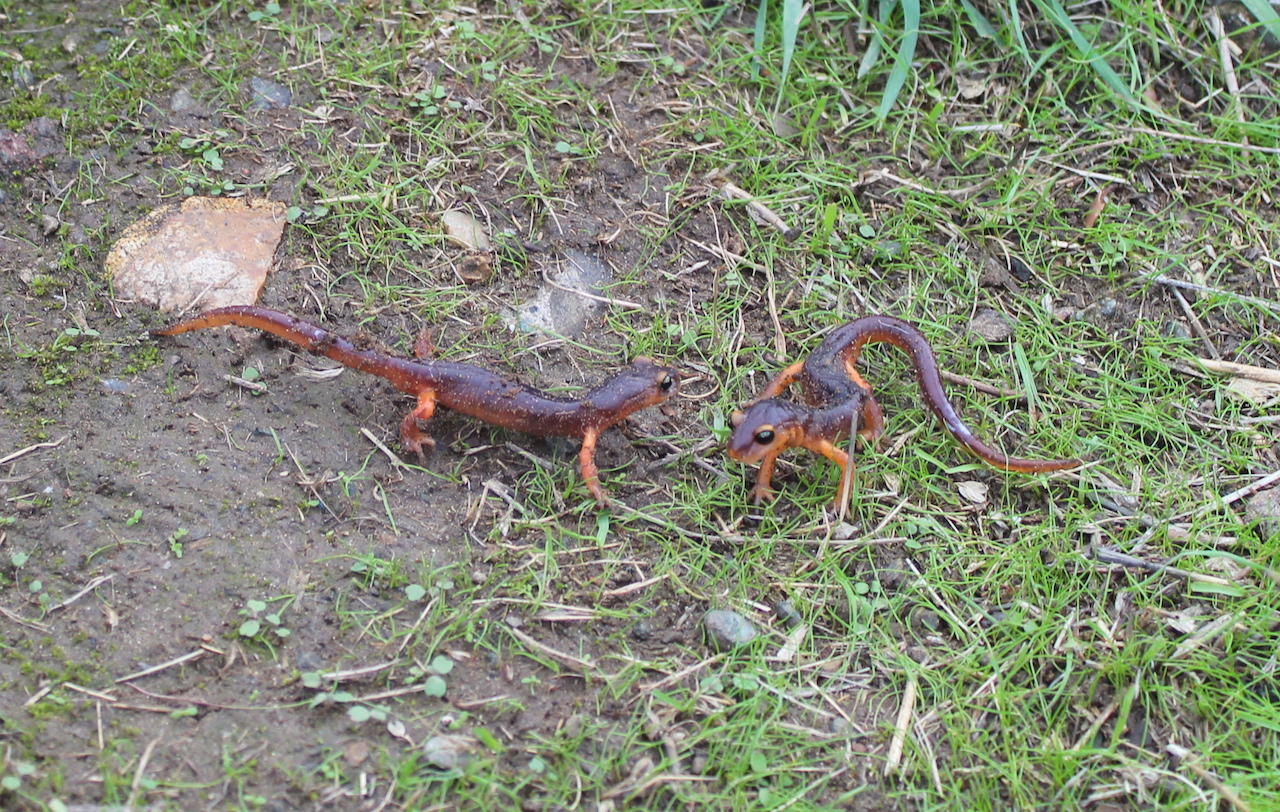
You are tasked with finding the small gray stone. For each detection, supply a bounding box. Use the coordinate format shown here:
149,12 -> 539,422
422,735 -> 469,770
1245,487 -> 1280,541
773,600 -> 802,629
969,309 -> 1015,343
630,620 -> 654,641
171,85 -> 198,113
703,609 -> 757,651
910,607 -> 943,634
248,76 -> 291,110
509,249 -> 610,337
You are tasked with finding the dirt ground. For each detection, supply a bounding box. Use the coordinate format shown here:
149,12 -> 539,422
0,3 -> 772,809
5,1 -> 1278,810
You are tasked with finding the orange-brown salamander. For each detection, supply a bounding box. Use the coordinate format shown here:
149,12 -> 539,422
728,315 -> 1080,504
153,306 -> 678,505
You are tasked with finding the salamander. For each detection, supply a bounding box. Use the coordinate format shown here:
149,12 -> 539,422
153,306 -> 678,505
727,315 -> 1080,504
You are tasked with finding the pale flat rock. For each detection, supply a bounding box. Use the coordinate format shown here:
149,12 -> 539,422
105,196 -> 286,313
508,250 -> 609,337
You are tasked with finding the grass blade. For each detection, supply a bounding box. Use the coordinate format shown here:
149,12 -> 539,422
753,0 -> 769,80
1238,0 -> 1280,45
1031,0 -> 1153,115
876,0 -> 919,123
780,0 -> 803,87
959,0 -> 999,40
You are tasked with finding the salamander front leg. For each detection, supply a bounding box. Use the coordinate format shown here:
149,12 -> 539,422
749,450 -> 783,504
578,428 -> 608,506
398,390 -> 438,461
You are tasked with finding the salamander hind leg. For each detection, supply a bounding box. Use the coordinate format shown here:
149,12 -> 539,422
858,396 -> 885,447
578,429 -> 608,507
398,390 -> 438,461
748,360 -> 806,405
811,439 -> 853,511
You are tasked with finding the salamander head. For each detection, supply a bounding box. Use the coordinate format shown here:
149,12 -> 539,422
591,356 -> 679,417
727,400 -> 807,463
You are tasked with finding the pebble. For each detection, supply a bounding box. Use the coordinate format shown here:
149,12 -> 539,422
702,609 -> 757,651
248,76 -> 291,110
630,620 -> 654,641
171,86 -> 198,113
773,600 -> 802,629
509,249 -> 609,337
422,735 -> 469,770
1245,487 -> 1280,540
968,309 -> 1015,343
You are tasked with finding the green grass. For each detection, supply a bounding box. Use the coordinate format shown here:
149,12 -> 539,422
3,0 -> 1280,809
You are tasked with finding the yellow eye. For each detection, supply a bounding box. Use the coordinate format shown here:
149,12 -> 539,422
730,410 -> 745,428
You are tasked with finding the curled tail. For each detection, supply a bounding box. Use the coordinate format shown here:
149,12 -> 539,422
843,315 -> 1080,473
152,305 -> 425,395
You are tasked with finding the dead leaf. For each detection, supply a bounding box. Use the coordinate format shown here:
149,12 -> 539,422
456,249 -> 495,284
440,209 -> 491,251
101,602 -> 119,631
955,74 -> 988,99
957,480 -> 989,505
1224,377 -> 1280,406
105,196 -> 287,313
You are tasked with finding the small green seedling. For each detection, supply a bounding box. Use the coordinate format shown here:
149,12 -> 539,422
168,527 -> 188,558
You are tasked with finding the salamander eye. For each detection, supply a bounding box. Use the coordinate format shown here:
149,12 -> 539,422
754,427 -> 776,445
730,410 -> 746,428
657,373 -> 674,391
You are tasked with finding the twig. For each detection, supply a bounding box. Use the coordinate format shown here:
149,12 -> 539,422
939,370 -> 1023,399
223,373 -> 267,393
115,650 -> 206,683
505,624 -> 598,676
884,670 -> 918,776
1172,612 -> 1240,659
48,574 -> 113,612
1167,743 -> 1252,812
603,574 -> 666,597
0,605 -> 51,631
1170,288 -> 1219,359
1091,547 -> 1234,587
679,234 -> 769,273
24,682 -> 55,707
542,271 -> 646,310
121,681 -> 286,711
0,437 -> 66,466
1196,358 -> 1280,385
1120,126 -> 1280,155
1148,274 -> 1280,315
126,735 -> 163,812
859,167 -> 991,200
1193,465 -> 1280,521
707,172 -> 799,239
64,682 -> 118,702
321,660 -> 402,683
349,683 -> 431,702
360,427 -> 412,470
1207,8 -> 1247,132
